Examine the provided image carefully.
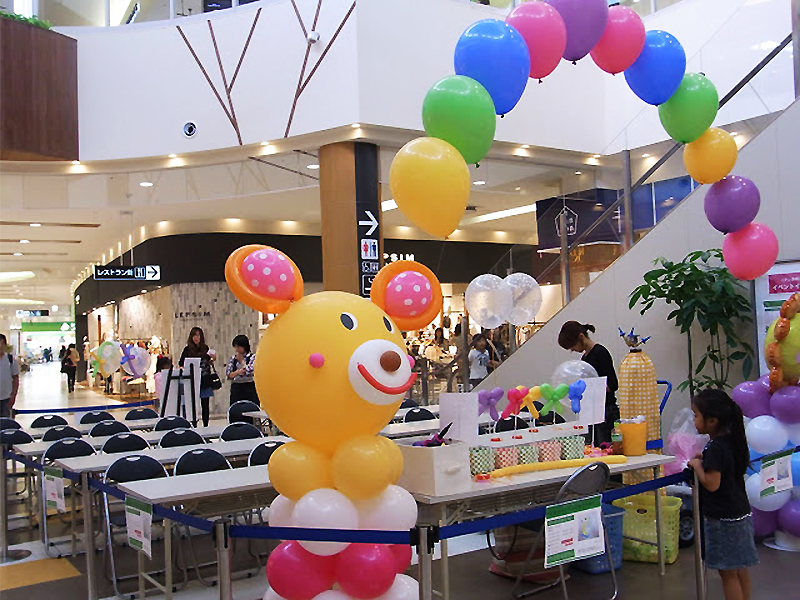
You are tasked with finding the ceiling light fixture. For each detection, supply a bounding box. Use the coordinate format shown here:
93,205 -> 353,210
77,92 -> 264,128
462,203 -> 538,225
30,223 -> 41,227
13,252 -> 22,256
381,199 -> 398,212
260,141 -> 270,146
168,153 -> 177,158
19,239 -> 29,244
0,271 -> 35,283
593,154 -> 601,159
71,160 -> 80,165
642,153 -> 650,158
306,164 -> 320,170
141,290 -> 147,294
351,123 -> 361,128
515,187 -> 522,191
730,131 -> 739,136
0,298 -> 45,305
140,181 -> 154,187
575,171 -> 582,175
521,144 -> 530,149
51,305 -> 58,311
473,180 -> 486,186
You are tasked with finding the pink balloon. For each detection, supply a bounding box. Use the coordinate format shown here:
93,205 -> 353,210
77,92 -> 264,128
385,271 -> 433,319
241,247 -> 296,298
778,499 -> 800,538
771,386 -> 800,424
388,544 -> 412,574
751,507 -> 777,538
590,6 -> 645,74
506,2 -> 567,80
266,541 -> 336,600
722,222 -> 779,281
732,380 -> 772,419
335,544 -> 397,599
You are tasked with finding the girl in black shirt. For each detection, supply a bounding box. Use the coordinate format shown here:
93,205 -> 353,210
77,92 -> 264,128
558,321 -> 619,444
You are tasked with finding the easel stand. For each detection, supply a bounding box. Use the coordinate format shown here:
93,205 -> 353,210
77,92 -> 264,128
159,362 -> 199,427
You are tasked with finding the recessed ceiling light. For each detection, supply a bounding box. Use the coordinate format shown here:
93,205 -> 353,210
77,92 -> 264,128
19,239 -> 30,244
141,290 -> 147,294
642,153 -> 650,158
729,131 -> 739,136
575,171 -> 582,175
351,123 -> 361,129
382,199 -> 398,212
515,187 -> 522,191
473,180 -> 486,186
140,181 -> 154,187
51,305 -> 58,311
260,141 -> 270,146
462,204 -> 538,224
168,153 -> 177,158
13,252 -> 22,256
71,160 -> 80,165
30,223 -> 41,227
521,144 -> 530,149
593,154 -> 601,159
307,164 -> 320,170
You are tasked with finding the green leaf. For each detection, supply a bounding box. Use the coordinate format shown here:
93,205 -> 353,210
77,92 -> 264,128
695,355 -> 708,374
730,351 -> 747,360
742,355 -> 754,380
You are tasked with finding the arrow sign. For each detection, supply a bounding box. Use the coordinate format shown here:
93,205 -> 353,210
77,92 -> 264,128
145,265 -> 161,281
358,210 -> 378,236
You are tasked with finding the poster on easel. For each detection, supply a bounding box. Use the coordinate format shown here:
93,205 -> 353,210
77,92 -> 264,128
754,260 -> 800,376
159,357 -> 200,424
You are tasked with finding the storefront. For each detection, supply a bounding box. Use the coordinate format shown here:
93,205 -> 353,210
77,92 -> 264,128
19,321 -> 76,362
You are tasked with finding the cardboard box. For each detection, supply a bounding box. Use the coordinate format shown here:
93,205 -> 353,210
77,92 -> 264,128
396,439 -> 471,496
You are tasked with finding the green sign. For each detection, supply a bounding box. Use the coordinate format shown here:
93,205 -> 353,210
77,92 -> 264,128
544,495 -> 605,568
21,321 -> 75,333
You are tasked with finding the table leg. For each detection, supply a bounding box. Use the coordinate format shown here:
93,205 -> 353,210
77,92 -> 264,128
440,505 -> 449,600
417,527 -> 433,600
82,473 -> 98,600
653,466 -> 664,576
0,450 -> 31,563
165,520 -> 173,600
137,550 -> 145,599
692,472 -> 705,600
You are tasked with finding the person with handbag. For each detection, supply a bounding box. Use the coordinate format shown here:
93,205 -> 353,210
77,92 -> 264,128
61,343 -> 80,393
179,326 -> 219,426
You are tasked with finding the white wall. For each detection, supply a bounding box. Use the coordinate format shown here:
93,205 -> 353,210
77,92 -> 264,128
482,97 -> 800,435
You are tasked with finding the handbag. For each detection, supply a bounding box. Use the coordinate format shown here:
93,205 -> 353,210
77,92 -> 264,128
60,356 -> 71,373
201,364 -> 223,391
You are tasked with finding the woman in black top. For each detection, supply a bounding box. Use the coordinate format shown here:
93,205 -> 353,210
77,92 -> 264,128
179,326 -> 216,426
558,321 -> 619,444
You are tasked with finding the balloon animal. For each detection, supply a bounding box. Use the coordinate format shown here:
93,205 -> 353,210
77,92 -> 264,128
226,246 -> 442,600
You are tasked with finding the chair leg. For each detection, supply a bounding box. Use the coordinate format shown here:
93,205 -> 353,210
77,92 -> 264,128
602,515 -> 618,600
559,565 -> 568,600
509,527 -> 545,600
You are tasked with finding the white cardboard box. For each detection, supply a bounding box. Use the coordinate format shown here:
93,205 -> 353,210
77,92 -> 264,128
396,439 -> 471,497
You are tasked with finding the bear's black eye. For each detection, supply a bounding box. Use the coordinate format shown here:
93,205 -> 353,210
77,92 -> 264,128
383,316 -> 394,333
340,313 -> 358,330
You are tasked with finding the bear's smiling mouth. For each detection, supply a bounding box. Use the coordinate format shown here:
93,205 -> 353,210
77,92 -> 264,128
356,363 -> 417,395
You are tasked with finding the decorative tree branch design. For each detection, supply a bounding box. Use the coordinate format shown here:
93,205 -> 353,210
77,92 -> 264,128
176,7 -> 262,146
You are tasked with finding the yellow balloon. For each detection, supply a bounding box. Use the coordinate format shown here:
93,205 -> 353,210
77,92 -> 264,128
375,435 -> 404,484
683,127 -> 738,184
332,435 -> 395,500
389,137 -> 470,238
268,441 -> 333,501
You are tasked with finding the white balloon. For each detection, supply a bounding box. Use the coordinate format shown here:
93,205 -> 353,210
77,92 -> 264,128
504,273 -> 543,326
357,485 -> 418,531
746,416 -> 789,455
745,473 -> 791,512
377,574 -> 418,600
97,340 -> 122,376
264,588 -> 286,600
313,592 -> 354,600
122,345 -> 152,378
464,274 -> 513,330
552,360 -> 599,387
785,422 -> 800,446
291,488 -> 358,556
268,495 -> 295,528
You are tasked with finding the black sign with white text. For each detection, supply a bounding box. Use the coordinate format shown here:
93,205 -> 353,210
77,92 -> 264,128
94,265 -> 161,281
354,143 -> 381,298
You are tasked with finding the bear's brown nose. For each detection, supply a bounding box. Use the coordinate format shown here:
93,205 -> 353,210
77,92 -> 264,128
380,351 -> 402,373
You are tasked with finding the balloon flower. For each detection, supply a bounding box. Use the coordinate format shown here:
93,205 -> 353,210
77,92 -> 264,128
478,387 -> 504,421
569,380 -> 587,414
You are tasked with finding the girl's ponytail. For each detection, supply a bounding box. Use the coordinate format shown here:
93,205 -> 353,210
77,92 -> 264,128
727,398 -> 750,478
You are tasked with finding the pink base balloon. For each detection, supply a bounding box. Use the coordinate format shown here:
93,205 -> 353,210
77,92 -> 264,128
336,544 -> 397,599
722,222 -> 779,281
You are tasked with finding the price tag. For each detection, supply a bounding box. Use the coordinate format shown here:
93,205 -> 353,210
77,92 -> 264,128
760,449 -> 794,498
544,495 -> 605,568
125,496 -> 153,559
43,467 -> 66,512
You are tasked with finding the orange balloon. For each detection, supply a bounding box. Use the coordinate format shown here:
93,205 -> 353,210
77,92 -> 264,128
268,441 -> 333,501
375,435 -> 404,484
332,435 -> 396,500
683,128 -> 737,184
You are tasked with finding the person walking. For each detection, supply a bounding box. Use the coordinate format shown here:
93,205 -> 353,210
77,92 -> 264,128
61,343 -> 80,393
0,334 -> 20,418
226,334 -> 258,406
179,327 -> 217,426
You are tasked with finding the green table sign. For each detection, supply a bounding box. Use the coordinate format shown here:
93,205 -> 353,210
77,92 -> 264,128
125,496 -> 153,559
544,495 -> 605,568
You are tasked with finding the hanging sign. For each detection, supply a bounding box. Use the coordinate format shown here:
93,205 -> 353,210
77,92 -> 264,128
43,467 -> 66,512
125,496 -> 153,558
760,448 -> 794,497
544,495 -> 605,568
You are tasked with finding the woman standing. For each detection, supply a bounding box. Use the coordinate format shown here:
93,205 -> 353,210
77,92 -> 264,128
179,327 -> 216,426
558,321 -> 619,444
62,343 -> 80,393
226,334 -> 258,405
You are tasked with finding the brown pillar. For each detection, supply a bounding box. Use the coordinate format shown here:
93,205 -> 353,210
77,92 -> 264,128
319,141 -> 382,295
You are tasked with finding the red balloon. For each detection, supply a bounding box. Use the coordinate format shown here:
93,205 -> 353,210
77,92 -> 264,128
722,222 -> 779,281
388,544 -> 412,574
590,6 -> 646,74
266,540 -> 336,600
335,544 -> 397,599
506,2 -> 567,80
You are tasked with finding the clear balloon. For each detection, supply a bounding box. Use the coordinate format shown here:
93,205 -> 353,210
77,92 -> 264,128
121,345 -> 152,378
746,415 -> 789,455
422,75 -> 496,165
542,0 -> 609,62
658,73 -> 719,143
746,473 -> 791,512
464,274 -> 513,330
291,489 -> 359,556
336,544 -> 397,599
770,386 -> 800,424
389,138 -> 470,238
778,499 -> 800,538
684,128 -> 738,184
552,360 -> 599,387
453,19 -> 530,115
268,495 -> 296,528
357,485 -> 418,531
504,273 -> 543,326
624,30 -> 686,106
266,540 -> 337,600
96,340 -> 122,377
751,507 -> 778,538
704,176 -> 760,234
376,575 -> 418,600
731,380 -> 772,419
590,6 -> 645,75
506,2 -> 566,80
722,222 -> 779,281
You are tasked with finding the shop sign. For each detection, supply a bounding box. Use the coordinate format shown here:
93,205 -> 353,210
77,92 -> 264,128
174,311 -> 211,319
94,265 -> 160,281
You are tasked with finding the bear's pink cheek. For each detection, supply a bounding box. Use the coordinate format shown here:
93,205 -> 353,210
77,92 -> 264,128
309,353 -> 325,369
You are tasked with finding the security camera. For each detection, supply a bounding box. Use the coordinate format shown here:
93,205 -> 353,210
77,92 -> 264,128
183,122 -> 198,138
307,31 -> 320,44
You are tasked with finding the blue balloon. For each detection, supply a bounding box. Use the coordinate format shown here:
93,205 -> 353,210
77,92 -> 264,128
792,451 -> 800,483
624,30 -> 686,106
454,20 -> 530,116
747,447 -> 764,475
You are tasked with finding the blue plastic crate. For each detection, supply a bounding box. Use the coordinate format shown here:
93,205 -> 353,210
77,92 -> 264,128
573,503 -> 625,574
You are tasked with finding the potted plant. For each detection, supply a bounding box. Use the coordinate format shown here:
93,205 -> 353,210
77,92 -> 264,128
629,249 -> 754,395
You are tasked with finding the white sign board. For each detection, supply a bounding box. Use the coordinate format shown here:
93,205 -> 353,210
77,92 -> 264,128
439,393 -> 479,445
760,449 -> 794,497
43,467 -> 65,512
574,376 -> 607,427
545,495 -> 605,568
125,496 -> 153,559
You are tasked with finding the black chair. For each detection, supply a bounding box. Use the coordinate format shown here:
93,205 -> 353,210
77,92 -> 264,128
89,420 -> 130,438
510,462 -> 616,600
403,407 -> 436,423
159,428 -> 204,449
30,414 -> 68,429
495,416 -> 529,433
125,407 -> 159,421
248,441 -> 284,466
228,400 -> 261,424
101,433 -> 149,454
0,428 -> 33,446
174,448 -> 231,476
154,415 -> 191,431
41,438 -> 95,557
103,455 -> 174,597
219,422 -> 262,442
0,417 -> 20,431
79,410 -> 114,425
530,401 -> 566,425
42,425 -> 82,442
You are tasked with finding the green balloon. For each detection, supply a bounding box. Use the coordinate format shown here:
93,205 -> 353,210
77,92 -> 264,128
658,73 -> 719,143
422,75 -> 496,165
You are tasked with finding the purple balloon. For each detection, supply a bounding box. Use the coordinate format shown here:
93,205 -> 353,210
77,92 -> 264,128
770,386 -> 800,424
543,0 -> 609,62
757,374 -> 771,392
752,507 -> 778,538
778,499 -> 800,538
732,380 -> 772,419
704,175 -> 761,234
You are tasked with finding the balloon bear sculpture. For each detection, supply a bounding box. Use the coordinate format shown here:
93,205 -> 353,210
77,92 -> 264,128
226,245 -> 443,600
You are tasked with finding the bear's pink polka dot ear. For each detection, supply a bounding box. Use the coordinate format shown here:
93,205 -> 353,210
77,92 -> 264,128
371,261 -> 442,331
225,245 -> 304,314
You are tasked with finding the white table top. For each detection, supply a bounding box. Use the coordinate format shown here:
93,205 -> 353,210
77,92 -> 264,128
13,424 -> 225,458
28,417 -> 159,437
242,410 -> 268,419
381,412 -> 527,438
412,454 -> 676,505
118,465 -> 271,505
394,405 -> 440,421
54,436 -> 289,474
